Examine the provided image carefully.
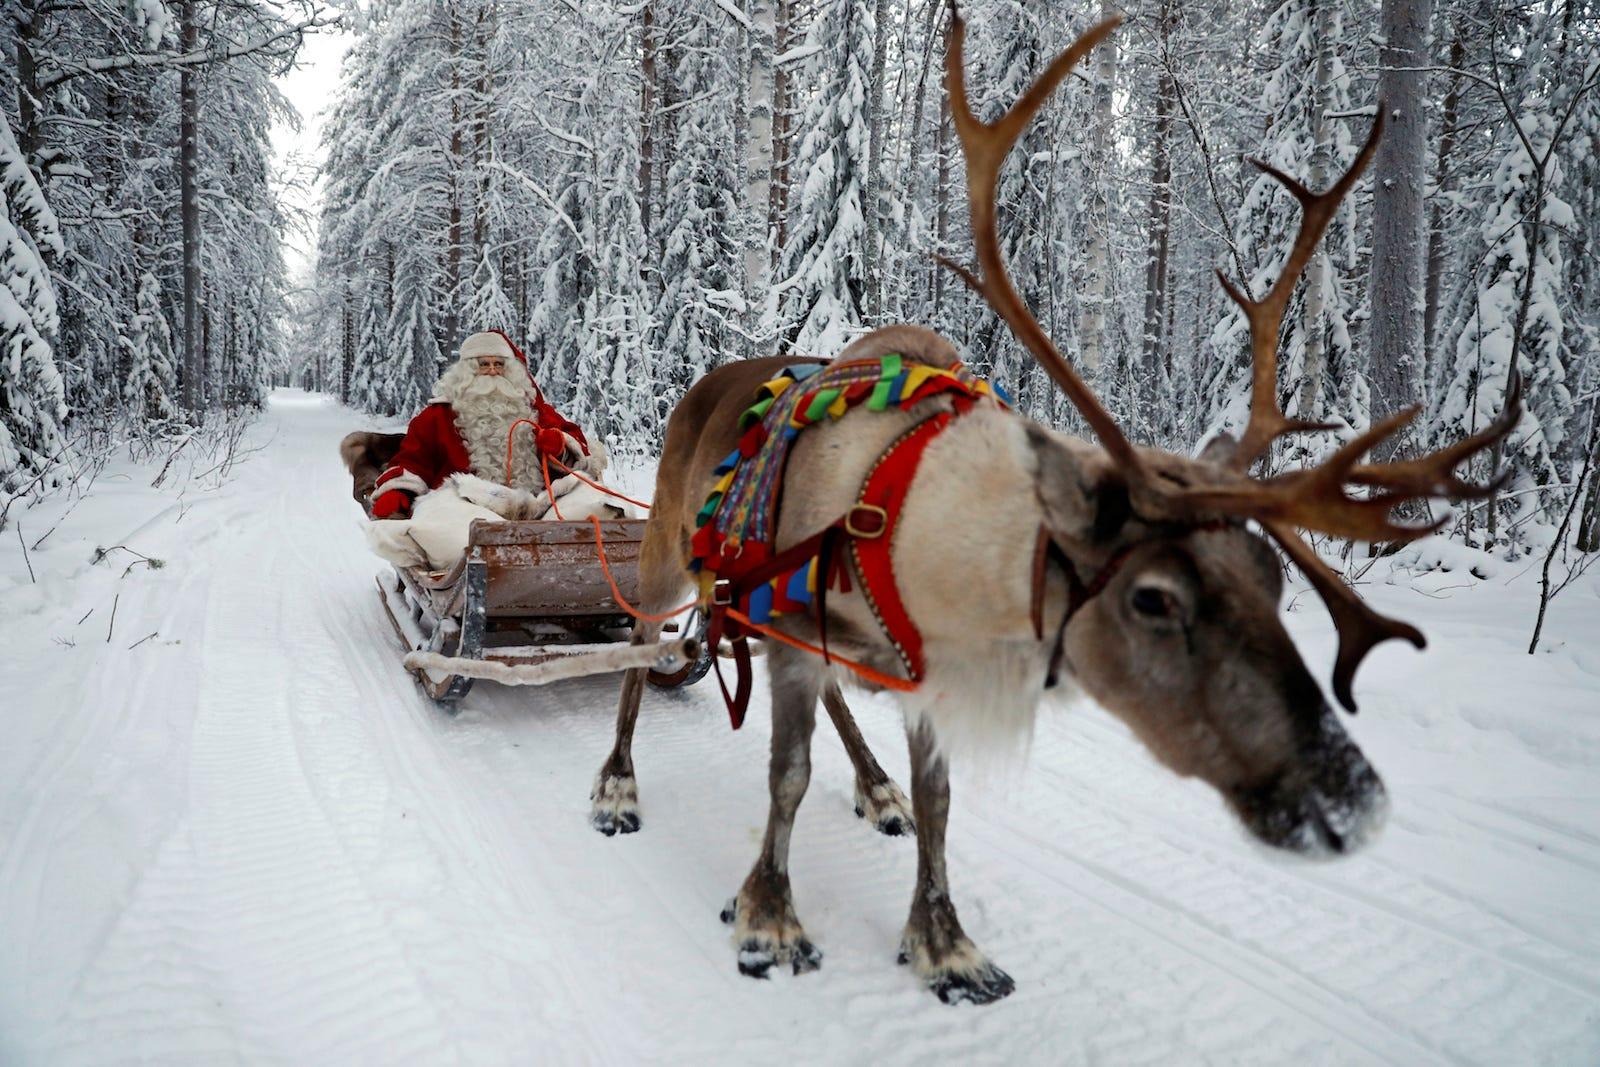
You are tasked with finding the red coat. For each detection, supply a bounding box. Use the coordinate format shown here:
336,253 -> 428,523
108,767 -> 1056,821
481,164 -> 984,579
375,398 -> 588,500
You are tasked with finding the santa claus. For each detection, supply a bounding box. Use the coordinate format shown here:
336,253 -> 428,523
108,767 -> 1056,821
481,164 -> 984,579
371,330 -> 594,519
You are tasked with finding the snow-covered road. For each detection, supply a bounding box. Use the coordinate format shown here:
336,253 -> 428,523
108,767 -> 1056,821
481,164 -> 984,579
3,390 -> 1599,1064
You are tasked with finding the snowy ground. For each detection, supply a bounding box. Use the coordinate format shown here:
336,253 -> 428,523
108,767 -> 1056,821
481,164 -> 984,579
2,390 -> 1598,1065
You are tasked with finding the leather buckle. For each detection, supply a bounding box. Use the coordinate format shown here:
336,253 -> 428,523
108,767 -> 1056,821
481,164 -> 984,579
845,504 -> 888,539
712,579 -> 733,606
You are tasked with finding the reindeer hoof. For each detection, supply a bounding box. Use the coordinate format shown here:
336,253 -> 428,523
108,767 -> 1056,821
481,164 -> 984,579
727,894 -> 822,978
899,935 -> 1015,1005
590,772 -> 641,836
737,937 -> 822,978
929,963 -> 1015,1006
854,779 -> 915,837
591,809 -> 641,836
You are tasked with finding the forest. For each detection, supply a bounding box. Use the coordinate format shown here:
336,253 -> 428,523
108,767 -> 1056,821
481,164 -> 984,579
4,0 -> 1598,561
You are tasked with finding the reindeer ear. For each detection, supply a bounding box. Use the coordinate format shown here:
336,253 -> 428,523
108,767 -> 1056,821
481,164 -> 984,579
1028,424 -> 1131,546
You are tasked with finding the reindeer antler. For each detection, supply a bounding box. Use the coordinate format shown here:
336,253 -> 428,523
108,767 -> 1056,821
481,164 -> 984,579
941,14 -> 1522,712
1219,117 -> 1384,470
939,10 -> 1138,474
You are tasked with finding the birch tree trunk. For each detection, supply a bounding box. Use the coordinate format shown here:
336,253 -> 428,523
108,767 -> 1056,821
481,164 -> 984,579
179,0 -> 204,412
1369,0 -> 1433,460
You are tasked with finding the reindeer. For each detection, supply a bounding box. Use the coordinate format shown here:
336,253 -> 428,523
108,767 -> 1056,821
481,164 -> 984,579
590,13 -> 1518,1005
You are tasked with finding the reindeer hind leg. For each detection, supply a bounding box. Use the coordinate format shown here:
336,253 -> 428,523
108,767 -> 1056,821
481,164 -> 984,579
821,680 -> 914,837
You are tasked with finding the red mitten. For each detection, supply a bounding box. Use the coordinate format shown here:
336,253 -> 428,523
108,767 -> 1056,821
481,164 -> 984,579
372,489 -> 412,519
536,427 -> 568,459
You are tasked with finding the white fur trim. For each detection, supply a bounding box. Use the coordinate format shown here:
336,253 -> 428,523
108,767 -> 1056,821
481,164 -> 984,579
460,331 -> 516,361
377,468 -> 428,497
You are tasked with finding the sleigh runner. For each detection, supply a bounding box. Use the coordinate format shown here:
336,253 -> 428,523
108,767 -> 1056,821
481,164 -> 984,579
376,516 -> 709,704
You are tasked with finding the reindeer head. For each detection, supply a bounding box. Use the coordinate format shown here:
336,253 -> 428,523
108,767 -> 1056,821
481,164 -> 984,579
943,12 -> 1518,856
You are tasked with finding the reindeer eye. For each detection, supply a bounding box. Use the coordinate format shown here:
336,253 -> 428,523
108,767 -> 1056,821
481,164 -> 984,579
1131,586 -> 1176,619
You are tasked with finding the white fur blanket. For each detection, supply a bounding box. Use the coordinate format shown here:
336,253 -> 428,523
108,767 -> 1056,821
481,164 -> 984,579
365,471 -> 637,571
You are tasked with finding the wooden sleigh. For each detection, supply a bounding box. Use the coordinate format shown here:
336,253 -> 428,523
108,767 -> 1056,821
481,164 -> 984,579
345,431 -> 711,706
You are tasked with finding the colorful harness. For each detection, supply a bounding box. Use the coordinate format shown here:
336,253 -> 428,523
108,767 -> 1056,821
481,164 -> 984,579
690,353 -> 1008,727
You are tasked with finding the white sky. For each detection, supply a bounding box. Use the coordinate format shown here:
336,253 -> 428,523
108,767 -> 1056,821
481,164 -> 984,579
269,25 -> 354,286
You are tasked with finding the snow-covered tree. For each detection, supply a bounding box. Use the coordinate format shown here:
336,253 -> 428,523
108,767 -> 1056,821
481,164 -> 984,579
654,1 -> 745,389
1432,108 -> 1574,543
121,271 -> 180,426
0,118 -> 68,494
1202,0 -> 1365,469
772,0 -> 875,354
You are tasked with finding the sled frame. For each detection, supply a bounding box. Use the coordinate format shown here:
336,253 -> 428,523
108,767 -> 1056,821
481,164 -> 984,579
377,517 -> 703,707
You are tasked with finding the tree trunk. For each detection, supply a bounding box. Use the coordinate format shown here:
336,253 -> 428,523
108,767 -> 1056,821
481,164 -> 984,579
471,3 -> 493,259
1368,0 -> 1433,460
745,0 -> 775,327
863,0 -> 889,319
769,0 -> 793,269
179,0 -> 204,413
1297,0 -> 1337,422
441,6 -> 465,350
1423,26 -> 1464,358
934,91 -> 950,318
1578,434 -> 1600,552
12,2 -> 43,164
341,283 -> 354,403
1078,0 -> 1117,377
638,2 -> 657,246
1140,0 -> 1175,420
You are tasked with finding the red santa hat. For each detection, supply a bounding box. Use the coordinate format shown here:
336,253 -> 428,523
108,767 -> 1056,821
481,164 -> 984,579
459,330 -> 528,366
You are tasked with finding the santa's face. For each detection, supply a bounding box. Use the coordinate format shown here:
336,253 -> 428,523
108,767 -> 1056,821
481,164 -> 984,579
459,369 -> 525,403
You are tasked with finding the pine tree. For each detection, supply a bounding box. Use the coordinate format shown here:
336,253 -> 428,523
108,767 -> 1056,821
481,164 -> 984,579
351,276 -> 389,413
121,271 -> 180,427
654,1 -> 745,389
1432,107 -> 1573,544
1201,0 -> 1364,468
0,118 -> 68,494
386,255 -> 445,414
772,0 -> 875,354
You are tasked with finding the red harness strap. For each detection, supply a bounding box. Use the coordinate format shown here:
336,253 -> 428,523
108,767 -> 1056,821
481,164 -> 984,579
846,411 -> 953,682
707,412 -> 955,728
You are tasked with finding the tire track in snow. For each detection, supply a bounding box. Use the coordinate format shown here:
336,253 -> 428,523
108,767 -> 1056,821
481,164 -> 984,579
47,411 -> 461,1065
968,711 -> 1600,1064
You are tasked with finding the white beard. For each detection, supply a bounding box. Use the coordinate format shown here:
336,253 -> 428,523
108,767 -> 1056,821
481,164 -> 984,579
433,362 -> 545,491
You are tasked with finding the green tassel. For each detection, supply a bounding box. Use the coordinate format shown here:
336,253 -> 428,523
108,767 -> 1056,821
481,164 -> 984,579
867,353 -> 902,411
804,387 -> 841,423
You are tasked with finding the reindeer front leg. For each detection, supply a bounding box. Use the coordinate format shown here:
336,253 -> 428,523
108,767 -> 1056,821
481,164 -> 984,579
590,617 -> 662,835
719,646 -> 824,977
820,681 -> 914,837
899,718 -> 1015,1005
